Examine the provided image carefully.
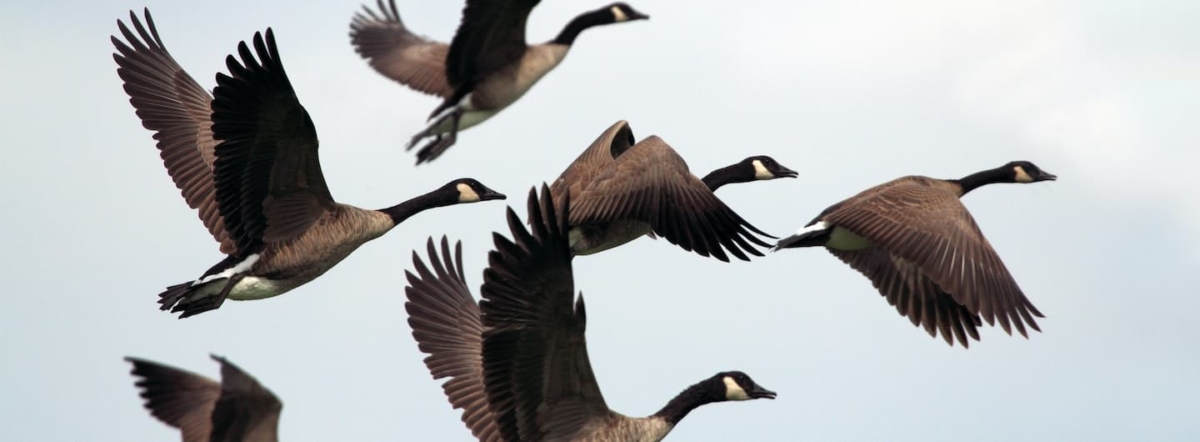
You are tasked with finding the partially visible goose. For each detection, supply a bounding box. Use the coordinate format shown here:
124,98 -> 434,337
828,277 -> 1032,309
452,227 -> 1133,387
349,0 -> 649,163
126,355 -> 281,442
774,161 -> 1057,347
404,187 -> 776,442
551,120 -> 787,261
112,10 -> 505,318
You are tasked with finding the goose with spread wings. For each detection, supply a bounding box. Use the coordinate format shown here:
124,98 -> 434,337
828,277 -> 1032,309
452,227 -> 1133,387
113,9 -> 505,318
550,120 -> 788,262
775,161 -> 1057,347
349,0 -> 649,164
126,355 -> 281,442
403,187 -> 775,441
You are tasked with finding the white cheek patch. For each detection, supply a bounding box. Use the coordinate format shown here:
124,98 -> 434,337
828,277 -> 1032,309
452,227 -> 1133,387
1014,166 -> 1033,183
752,160 -> 774,180
611,5 -> 628,22
456,183 -> 481,203
723,376 -> 750,401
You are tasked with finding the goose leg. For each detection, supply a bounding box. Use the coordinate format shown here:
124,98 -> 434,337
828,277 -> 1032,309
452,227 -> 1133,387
414,108 -> 463,164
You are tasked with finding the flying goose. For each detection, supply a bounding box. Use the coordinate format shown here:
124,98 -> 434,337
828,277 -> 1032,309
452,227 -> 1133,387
403,187 -> 776,442
551,120 -> 788,261
126,355 -> 281,442
349,0 -> 649,164
774,161 -> 1057,347
113,10 -> 505,318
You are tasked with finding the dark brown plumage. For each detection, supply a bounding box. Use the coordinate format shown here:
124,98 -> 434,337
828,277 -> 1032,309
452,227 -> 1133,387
126,355 -> 281,442
552,120 -> 776,262
404,187 -> 774,442
113,9 -> 506,318
775,161 -> 1057,347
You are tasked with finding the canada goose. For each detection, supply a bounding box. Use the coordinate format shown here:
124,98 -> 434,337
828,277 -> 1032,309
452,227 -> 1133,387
404,187 -> 776,441
551,120 -> 786,261
774,161 -> 1057,347
349,0 -> 649,164
113,10 -> 506,318
126,355 -> 281,442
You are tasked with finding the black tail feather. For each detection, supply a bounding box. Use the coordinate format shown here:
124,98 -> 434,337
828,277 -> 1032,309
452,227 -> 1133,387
156,278 -> 232,319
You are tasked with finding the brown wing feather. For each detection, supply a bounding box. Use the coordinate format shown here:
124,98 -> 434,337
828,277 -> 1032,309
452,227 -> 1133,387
829,248 -> 984,347
550,120 -> 636,209
350,0 -> 453,97
567,136 -> 773,262
112,10 -> 236,254
824,180 -> 1043,336
125,357 -> 220,442
208,356 -> 281,442
481,186 -> 609,442
404,237 -> 503,442
211,30 -> 336,253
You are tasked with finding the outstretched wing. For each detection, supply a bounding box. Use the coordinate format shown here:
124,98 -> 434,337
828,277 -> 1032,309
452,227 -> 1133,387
112,9 -> 236,254
404,236 -> 502,442
211,30 -> 336,254
824,182 -> 1043,337
125,356 -> 220,442
349,0 -> 453,97
829,247 -> 984,347
445,0 -> 541,89
481,186 -> 610,442
208,355 -> 282,442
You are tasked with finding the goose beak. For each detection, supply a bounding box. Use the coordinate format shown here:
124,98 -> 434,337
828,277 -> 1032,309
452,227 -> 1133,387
748,383 -> 777,400
630,10 -> 650,20
1037,172 -> 1057,182
479,187 -> 507,201
776,165 -> 799,179
481,191 -> 507,201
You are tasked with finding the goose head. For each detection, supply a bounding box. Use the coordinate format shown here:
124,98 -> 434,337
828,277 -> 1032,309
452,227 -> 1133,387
714,371 -> 777,401
605,3 -> 650,23
1006,161 -> 1057,183
444,178 -> 507,204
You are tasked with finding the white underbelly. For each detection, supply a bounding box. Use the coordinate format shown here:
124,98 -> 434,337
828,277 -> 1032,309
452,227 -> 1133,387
227,276 -> 288,301
826,226 -> 873,251
433,108 -> 500,133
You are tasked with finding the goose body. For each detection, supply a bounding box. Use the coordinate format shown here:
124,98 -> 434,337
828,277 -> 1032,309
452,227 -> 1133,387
126,355 -> 281,442
550,120 -> 795,261
775,161 -> 1057,347
113,10 -> 505,317
403,187 -> 775,442
350,0 -> 648,163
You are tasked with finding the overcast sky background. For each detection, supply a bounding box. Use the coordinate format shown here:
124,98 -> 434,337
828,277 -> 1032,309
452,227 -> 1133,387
1,0 -> 1197,440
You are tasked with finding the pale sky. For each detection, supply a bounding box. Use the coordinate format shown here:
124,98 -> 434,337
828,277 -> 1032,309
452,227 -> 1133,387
1,0 -> 1197,441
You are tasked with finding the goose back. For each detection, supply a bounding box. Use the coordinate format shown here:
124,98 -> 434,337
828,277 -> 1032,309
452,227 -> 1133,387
467,44 -> 569,110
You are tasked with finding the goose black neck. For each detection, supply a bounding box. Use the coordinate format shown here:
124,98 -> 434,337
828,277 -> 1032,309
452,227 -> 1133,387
379,190 -> 457,225
652,380 -> 721,425
702,164 -> 751,191
553,10 -> 611,45
951,166 -> 1012,196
